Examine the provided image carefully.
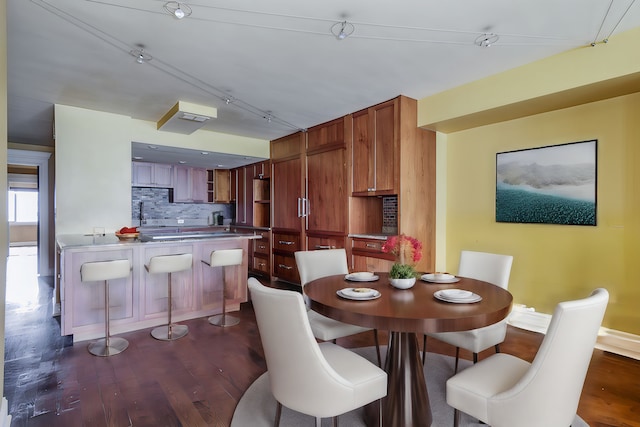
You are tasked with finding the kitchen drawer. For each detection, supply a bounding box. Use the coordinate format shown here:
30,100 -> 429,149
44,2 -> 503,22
352,238 -> 385,252
252,256 -> 270,275
307,235 -> 345,251
273,254 -> 299,283
254,237 -> 270,255
272,233 -> 301,253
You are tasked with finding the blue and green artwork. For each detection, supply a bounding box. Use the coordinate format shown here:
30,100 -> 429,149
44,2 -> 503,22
496,140 -> 597,226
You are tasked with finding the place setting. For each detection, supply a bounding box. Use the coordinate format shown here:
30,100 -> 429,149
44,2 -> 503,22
337,286 -> 382,301
433,288 -> 482,304
421,272 -> 461,283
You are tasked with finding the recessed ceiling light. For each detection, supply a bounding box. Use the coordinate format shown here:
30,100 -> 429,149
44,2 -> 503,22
148,145 -> 158,149
179,160 -> 187,164
201,151 -> 209,155
133,156 -> 143,160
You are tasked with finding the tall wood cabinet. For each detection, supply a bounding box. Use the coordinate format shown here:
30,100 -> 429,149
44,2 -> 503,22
305,117 -> 349,250
271,132 -> 305,283
350,96 -> 436,273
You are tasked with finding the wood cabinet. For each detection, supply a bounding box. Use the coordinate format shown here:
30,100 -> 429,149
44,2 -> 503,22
174,166 -> 207,202
350,96 -> 436,273
251,230 -> 270,277
234,165 -> 254,226
209,169 -> 231,203
306,121 -> 348,234
271,132 -> 305,283
350,237 -> 395,273
352,99 -> 397,196
132,162 -> 173,187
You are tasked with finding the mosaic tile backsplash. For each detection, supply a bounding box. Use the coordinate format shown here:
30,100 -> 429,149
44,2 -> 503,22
132,187 -> 234,227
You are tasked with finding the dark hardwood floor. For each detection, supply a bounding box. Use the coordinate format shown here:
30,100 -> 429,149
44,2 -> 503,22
4,248 -> 639,426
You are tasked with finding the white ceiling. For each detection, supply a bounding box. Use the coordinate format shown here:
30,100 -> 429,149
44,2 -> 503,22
7,0 -> 640,164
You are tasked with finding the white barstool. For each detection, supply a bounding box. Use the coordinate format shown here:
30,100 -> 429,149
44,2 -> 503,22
145,253 -> 193,341
80,259 -> 131,357
203,249 -> 243,327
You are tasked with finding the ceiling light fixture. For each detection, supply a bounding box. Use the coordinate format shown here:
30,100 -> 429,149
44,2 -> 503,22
331,20 -> 355,40
163,2 -> 192,19
130,47 -> 152,64
474,33 -> 499,48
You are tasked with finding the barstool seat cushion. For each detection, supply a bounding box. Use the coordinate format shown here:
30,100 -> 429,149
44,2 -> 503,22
209,249 -> 243,268
146,253 -> 192,274
81,259 -> 131,282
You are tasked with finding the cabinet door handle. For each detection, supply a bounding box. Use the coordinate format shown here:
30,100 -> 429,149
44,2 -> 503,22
297,197 -> 302,218
304,197 -> 310,217
278,264 -> 293,270
278,240 -> 294,245
365,243 -> 379,249
367,187 -> 376,192
315,245 -> 333,249
258,245 -> 266,249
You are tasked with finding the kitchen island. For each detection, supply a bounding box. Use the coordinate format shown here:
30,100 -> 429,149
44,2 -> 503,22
56,232 -> 260,342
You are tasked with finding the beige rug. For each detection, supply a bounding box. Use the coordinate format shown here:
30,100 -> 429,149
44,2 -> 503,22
231,347 -> 589,426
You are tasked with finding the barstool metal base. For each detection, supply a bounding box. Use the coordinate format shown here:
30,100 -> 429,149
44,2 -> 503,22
151,324 -> 189,341
208,314 -> 240,327
87,337 -> 129,357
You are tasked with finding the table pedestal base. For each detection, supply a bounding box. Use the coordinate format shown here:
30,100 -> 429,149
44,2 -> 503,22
383,332 -> 431,427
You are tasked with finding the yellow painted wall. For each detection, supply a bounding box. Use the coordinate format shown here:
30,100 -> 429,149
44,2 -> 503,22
444,93 -> 640,334
55,105 -> 269,235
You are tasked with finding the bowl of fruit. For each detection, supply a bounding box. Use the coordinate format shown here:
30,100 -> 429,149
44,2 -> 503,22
115,226 -> 139,241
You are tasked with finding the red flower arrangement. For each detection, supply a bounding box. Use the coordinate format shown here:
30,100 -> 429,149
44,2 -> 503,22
382,234 -> 423,265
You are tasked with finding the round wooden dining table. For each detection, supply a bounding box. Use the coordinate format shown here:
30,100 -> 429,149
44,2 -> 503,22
304,272 -> 513,427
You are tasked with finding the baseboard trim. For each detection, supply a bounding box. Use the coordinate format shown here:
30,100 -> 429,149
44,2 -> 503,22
507,304 -> 640,360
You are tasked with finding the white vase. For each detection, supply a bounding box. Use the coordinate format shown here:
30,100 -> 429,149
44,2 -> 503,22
389,277 -> 416,289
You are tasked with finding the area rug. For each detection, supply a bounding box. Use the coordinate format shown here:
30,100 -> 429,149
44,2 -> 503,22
231,346 -> 589,427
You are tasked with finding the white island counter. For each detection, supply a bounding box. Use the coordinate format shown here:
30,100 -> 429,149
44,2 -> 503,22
56,232 -> 260,342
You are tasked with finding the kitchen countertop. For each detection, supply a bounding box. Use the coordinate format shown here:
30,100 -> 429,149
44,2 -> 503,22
57,231 -> 259,249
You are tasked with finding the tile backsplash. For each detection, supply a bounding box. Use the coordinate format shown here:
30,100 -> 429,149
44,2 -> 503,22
382,196 -> 398,235
132,187 -> 233,227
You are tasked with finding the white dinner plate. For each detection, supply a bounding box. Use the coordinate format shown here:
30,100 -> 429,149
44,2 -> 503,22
337,288 -> 381,301
421,273 -> 460,284
434,289 -> 482,303
345,273 -> 380,282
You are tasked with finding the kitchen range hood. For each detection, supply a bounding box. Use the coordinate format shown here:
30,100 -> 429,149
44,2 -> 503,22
157,101 -> 218,134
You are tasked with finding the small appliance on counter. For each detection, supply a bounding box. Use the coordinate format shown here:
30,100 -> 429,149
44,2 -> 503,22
209,211 -> 224,226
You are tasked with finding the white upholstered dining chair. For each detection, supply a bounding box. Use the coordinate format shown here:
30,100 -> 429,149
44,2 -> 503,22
447,288 -> 609,427
248,278 -> 388,427
423,250 -> 513,371
295,249 -> 381,367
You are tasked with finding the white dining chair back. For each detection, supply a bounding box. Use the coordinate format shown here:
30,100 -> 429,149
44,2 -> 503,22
447,288 -> 609,427
424,250 -> 514,369
295,249 -> 382,366
248,278 -> 387,425
295,248 -> 349,286
458,250 -> 513,290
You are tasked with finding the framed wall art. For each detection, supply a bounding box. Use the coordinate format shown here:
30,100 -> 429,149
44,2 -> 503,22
496,139 -> 597,226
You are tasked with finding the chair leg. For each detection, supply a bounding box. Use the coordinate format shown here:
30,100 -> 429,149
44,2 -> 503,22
422,334 -> 427,364
454,347 -> 460,373
473,352 -> 478,363
315,417 -> 322,427
274,401 -> 282,427
495,343 -> 501,353
453,408 -> 460,427
373,329 -> 381,367
209,268 -> 240,327
332,415 -> 338,427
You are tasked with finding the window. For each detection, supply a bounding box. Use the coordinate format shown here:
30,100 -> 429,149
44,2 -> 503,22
8,189 -> 38,223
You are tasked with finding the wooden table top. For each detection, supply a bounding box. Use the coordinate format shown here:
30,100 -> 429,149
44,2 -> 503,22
305,272 -> 513,334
